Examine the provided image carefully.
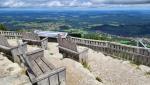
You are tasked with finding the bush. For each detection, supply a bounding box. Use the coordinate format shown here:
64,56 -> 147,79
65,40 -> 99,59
83,33 -> 108,40
0,24 -> 7,31
145,71 -> 150,76
83,33 -> 100,40
96,76 -> 102,82
82,61 -> 90,70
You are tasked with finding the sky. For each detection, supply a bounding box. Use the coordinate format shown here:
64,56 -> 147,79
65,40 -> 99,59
0,0 -> 150,8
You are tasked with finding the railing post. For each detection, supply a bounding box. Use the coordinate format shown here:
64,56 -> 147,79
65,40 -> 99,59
0,31 -> 22,39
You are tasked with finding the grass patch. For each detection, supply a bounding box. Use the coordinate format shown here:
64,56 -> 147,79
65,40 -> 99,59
96,76 -> 102,82
20,67 -> 27,75
145,71 -> 150,76
135,66 -> 141,70
50,53 -> 54,55
82,61 -> 90,70
130,61 -> 140,66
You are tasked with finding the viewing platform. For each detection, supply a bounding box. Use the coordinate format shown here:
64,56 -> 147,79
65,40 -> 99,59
0,31 -> 150,85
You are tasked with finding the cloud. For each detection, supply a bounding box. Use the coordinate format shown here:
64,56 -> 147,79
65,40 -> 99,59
46,1 -> 64,7
1,0 -> 26,7
69,0 -> 78,6
68,0 -> 93,7
81,2 -> 93,7
0,0 -> 150,8
90,0 -> 150,4
69,0 -> 92,7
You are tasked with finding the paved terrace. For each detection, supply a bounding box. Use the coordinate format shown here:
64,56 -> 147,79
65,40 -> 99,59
1,39 -> 150,85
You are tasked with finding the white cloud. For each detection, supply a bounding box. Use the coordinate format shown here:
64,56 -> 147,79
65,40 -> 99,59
69,0 -> 92,7
0,0 -> 150,8
90,0 -> 105,3
90,0 -> 150,4
69,0 -> 78,6
81,2 -> 93,7
2,0 -> 26,7
47,1 -> 64,7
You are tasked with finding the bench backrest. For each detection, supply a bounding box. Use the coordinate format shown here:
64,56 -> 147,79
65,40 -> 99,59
22,32 -> 40,41
58,35 -> 77,52
0,35 -> 10,47
27,49 -> 44,62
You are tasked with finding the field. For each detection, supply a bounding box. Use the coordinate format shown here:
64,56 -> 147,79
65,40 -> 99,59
0,9 -> 150,37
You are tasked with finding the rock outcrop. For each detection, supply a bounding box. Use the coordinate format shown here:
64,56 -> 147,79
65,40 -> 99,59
0,54 -> 31,85
46,42 -> 103,85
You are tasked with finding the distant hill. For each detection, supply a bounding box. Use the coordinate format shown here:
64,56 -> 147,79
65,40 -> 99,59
89,24 -> 150,37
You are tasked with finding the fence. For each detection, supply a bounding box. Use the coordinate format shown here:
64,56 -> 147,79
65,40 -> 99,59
68,37 -> 150,66
0,31 -> 150,66
0,31 -> 22,39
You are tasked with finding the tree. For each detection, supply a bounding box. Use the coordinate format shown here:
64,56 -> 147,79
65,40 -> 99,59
0,24 -> 7,31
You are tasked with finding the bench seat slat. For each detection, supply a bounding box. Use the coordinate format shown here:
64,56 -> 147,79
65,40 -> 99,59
35,57 -> 51,85
35,57 -> 51,73
31,60 -> 43,76
31,60 -> 50,85
41,57 -> 55,70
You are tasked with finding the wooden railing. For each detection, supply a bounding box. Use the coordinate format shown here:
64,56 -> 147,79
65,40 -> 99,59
0,31 -> 22,39
68,37 -> 150,66
0,31 -> 150,66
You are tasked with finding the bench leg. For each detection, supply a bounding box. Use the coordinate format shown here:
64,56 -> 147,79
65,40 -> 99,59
11,44 -> 27,64
11,49 -> 21,64
41,43 -> 48,50
41,39 -> 48,50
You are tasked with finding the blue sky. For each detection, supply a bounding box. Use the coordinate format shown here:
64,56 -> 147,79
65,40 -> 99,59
0,0 -> 150,8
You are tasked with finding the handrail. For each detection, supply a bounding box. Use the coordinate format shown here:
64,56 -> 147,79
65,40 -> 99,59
67,36 -> 150,66
0,31 -> 22,39
0,31 -> 150,66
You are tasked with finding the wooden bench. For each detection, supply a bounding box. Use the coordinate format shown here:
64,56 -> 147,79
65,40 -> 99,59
20,49 -> 66,85
0,35 -> 27,63
22,32 -> 48,50
57,35 -> 88,64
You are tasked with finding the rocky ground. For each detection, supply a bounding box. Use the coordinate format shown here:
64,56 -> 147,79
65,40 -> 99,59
45,42 -> 103,85
88,49 -> 150,85
0,40 -> 150,85
0,54 -> 31,85
45,42 -> 150,85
